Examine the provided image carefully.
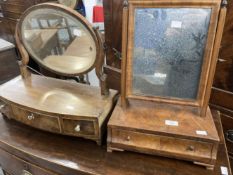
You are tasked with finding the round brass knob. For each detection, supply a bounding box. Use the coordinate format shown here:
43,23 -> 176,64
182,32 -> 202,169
126,136 -> 131,141
74,124 -> 81,132
186,145 -> 195,151
27,114 -> 34,120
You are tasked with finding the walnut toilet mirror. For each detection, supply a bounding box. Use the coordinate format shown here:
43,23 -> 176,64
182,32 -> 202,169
107,0 -> 227,170
0,3 -> 118,145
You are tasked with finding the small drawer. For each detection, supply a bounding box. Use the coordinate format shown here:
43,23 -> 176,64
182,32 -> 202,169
11,105 -> 61,133
62,118 -> 96,136
0,0 -> 31,5
1,4 -> 27,18
111,129 -> 213,160
220,113 -> 233,154
0,148 -> 56,175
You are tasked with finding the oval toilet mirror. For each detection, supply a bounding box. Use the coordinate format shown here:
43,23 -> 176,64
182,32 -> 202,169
18,3 -> 98,76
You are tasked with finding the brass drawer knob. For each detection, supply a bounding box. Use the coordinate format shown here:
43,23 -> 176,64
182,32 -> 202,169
22,170 -> 33,175
27,114 -> 34,120
186,145 -> 195,151
126,136 -> 131,141
74,125 -> 81,132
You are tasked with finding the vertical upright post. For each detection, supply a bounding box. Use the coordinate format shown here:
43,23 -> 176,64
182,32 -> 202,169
94,27 -> 110,96
121,0 -> 129,108
201,1 -> 227,117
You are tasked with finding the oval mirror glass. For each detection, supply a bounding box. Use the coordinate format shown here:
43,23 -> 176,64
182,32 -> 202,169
19,4 -> 97,75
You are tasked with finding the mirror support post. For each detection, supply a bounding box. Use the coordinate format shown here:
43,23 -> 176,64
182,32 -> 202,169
94,27 -> 110,96
15,23 -> 31,79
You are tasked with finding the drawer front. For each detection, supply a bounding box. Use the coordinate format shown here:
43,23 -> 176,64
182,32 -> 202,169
111,129 -> 213,161
0,148 -> 56,175
1,4 -> 28,18
62,118 -> 96,136
221,113 -> 233,154
11,105 -> 61,133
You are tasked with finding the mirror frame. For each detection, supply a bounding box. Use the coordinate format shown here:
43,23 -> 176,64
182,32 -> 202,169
16,3 -> 109,95
17,3 -> 101,77
120,0 -> 223,117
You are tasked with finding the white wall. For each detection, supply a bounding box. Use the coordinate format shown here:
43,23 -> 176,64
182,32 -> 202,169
83,0 -> 103,23
82,0 -> 103,86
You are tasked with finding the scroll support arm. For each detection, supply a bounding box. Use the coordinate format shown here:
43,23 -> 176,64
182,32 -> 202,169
93,27 -> 110,96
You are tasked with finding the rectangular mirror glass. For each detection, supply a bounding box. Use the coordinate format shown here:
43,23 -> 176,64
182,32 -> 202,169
132,8 -> 211,99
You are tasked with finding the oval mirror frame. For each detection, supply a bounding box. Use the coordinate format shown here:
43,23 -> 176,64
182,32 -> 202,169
17,3 -> 100,77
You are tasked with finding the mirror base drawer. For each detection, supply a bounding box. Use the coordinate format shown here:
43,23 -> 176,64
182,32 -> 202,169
11,105 -> 61,133
108,128 -> 217,169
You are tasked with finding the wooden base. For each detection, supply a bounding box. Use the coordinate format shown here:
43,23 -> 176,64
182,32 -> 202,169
107,146 -> 215,170
194,161 -> 214,170
107,100 -> 220,168
0,74 -> 118,144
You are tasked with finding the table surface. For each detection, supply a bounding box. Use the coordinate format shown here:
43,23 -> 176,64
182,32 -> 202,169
0,111 -> 231,175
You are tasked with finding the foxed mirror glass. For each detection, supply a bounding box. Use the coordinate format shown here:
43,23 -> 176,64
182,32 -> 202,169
132,8 -> 211,99
20,6 -> 96,75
